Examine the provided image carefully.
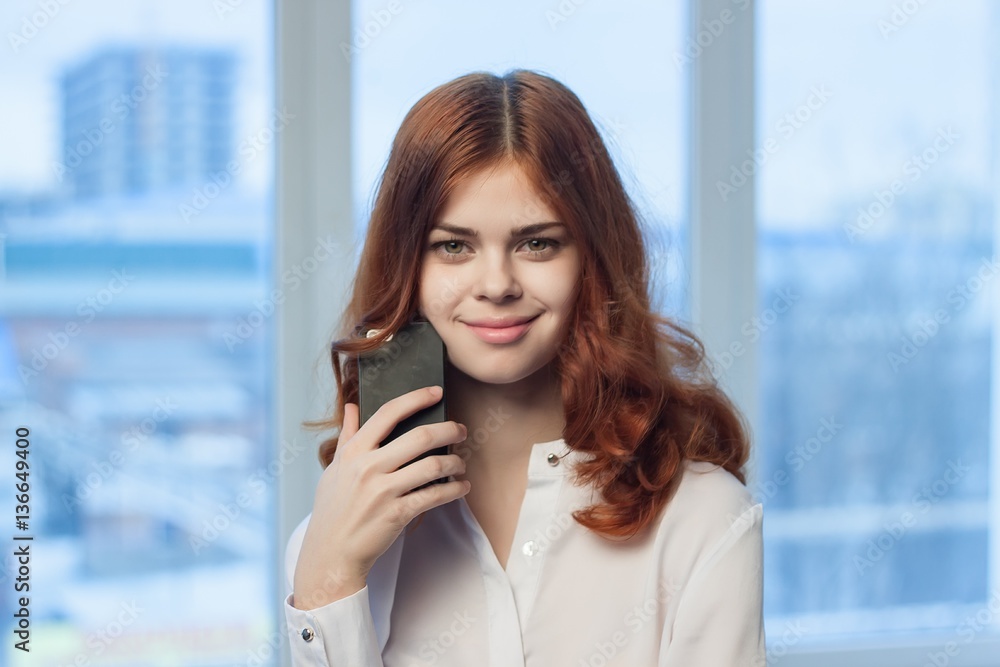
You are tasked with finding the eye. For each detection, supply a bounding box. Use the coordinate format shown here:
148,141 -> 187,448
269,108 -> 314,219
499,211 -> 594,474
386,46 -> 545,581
429,238 -> 468,259
522,238 -> 560,255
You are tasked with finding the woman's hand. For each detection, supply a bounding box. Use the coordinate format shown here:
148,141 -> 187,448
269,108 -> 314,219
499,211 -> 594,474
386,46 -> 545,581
291,385 -> 470,610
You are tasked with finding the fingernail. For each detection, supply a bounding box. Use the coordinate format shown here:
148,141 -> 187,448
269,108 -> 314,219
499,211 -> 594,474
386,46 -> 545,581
429,385 -> 442,396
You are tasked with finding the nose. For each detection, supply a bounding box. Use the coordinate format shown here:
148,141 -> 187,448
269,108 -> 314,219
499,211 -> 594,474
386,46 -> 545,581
473,250 -> 522,302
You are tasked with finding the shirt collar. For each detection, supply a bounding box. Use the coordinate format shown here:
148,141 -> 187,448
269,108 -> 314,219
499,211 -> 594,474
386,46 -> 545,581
528,438 -> 590,478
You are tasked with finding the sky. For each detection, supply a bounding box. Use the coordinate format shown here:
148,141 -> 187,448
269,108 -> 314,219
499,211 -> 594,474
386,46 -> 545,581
756,0 -> 994,228
0,0 -> 994,231
0,0 -> 273,194
350,0 -> 686,228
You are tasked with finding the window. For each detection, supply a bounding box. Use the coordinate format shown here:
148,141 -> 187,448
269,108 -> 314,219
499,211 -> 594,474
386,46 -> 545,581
0,2 -> 277,664
350,0 -> 689,318
757,0 -> 999,660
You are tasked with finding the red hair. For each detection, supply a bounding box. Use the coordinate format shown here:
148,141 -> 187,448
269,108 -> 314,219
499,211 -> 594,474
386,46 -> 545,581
304,69 -> 750,540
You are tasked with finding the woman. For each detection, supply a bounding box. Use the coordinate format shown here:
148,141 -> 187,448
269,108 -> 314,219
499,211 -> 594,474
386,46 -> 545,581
284,68 -> 765,666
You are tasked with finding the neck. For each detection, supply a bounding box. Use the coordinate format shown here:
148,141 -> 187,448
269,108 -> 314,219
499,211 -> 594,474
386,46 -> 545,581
445,360 -> 565,475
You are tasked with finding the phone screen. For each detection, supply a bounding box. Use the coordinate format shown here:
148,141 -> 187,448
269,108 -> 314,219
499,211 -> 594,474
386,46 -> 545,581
356,319 -> 449,488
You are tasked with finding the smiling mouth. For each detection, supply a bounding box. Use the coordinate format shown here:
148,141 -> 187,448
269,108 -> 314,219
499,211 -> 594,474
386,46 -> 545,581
463,315 -> 538,343
462,314 -> 540,328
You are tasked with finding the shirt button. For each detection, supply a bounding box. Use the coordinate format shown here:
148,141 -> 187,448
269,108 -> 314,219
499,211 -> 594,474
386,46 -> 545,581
301,627 -> 315,642
547,453 -> 560,466
522,540 -> 539,556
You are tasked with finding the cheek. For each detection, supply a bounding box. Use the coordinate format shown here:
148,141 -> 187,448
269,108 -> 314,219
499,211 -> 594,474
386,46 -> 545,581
419,266 -> 464,317
558,274 -> 581,310
539,261 -> 582,312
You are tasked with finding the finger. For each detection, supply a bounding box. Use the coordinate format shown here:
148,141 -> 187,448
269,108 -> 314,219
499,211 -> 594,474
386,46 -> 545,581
328,403 -> 359,468
359,386 -> 444,454
384,451 -> 466,496
396,478 -> 471,521
372,420 -> 466,473
341,402 -> 359,443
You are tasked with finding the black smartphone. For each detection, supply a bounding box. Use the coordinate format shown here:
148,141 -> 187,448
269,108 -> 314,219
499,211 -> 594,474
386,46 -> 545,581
357,319 -> 449,490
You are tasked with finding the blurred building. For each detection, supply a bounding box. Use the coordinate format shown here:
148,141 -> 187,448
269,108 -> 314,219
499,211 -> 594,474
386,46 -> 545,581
0,42 -> 270,582
58,46 -> 236,200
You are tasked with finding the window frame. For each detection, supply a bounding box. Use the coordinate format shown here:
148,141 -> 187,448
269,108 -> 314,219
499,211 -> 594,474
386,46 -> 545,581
275,0 -> 353,631
275,1 -> 1000,664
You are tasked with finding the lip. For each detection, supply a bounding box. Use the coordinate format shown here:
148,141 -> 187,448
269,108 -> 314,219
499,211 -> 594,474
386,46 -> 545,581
463,315 -> 538,328
462,315 -> 539,344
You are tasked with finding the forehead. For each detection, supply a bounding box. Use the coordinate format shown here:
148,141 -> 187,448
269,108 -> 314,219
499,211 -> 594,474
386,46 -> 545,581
435,162 -> 559,232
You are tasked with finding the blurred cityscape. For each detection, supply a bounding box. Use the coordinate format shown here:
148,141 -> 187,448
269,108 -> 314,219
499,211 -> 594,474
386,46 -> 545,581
0,5 -> 997,664
756,189 -> 993,636
0,45 -> 275,665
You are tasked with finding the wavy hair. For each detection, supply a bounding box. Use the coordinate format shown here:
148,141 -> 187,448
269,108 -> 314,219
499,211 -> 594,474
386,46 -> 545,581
304,68 -> 750,540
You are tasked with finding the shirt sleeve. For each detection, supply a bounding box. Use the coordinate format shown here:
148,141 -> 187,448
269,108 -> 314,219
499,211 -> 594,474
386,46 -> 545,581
658,501 -> 766,667
283,514 -> 386,667
284,587 -> 384,666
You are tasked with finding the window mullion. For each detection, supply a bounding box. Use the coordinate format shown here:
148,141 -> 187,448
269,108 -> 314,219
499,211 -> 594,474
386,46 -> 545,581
276,3 -> 354,664
687,0 -> 758,468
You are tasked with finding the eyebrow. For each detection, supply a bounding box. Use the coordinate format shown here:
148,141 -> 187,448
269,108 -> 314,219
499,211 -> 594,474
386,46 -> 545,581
431,222 -> 566,238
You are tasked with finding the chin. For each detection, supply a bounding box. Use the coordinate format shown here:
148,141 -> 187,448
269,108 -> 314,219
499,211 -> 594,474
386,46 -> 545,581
447,358 -> 527,385
445,352 -> 556,388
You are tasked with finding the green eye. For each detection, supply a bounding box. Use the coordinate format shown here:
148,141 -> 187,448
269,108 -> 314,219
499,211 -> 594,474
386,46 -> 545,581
428,239 -> 467,259
523,238 -> 560,255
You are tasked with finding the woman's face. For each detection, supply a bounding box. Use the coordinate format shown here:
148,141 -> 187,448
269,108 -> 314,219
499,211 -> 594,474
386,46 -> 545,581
418,161 -> 582,387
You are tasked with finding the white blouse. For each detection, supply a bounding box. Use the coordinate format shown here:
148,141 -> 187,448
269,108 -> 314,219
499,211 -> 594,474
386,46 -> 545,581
283,437 -> 766,666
